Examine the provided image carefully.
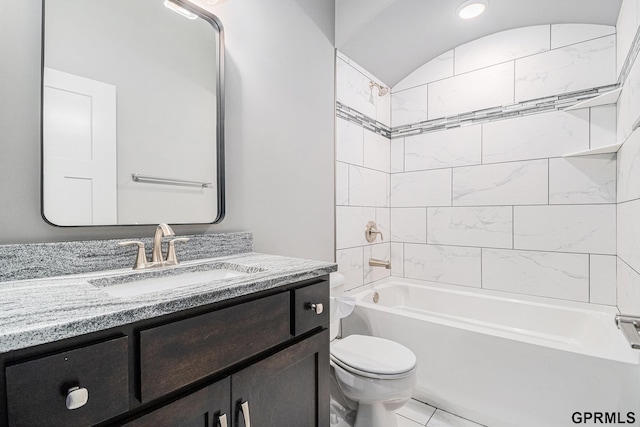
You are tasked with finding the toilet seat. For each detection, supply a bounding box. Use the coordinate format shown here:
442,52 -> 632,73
330,335 -> 417,380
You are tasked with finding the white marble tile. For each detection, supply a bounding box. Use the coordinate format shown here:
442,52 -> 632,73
513,205 -> 616,254
482,110 -> 590,164
618,199 -> 640,272
364,242 -> 391,284
336,247 -> 364,291
336,162 -> 349,206
549,155 -> 616,204
345,55 -> 387,87
391,208 -> 427,243
590,255 -> 617,305
617,129 -> 640,203
428,62 -> 515,119
364,130 -> 390,173
336,206 -> 376,249
397,414 -> 425,427
618,84 -> 633,145
392,85 -> 429,127
427,206 -> 512,249
376,89 -> 391,127
590,105 -> 617,149
427,409 -> 483,427
391,242 -> 404,277
391,169 -> 452,207
551,24 -> 616,49
349,165 -> 389,207
393,50 -> 454,92
515,35 -> 616,102
455,25 -> 550,75
482,249 -> 590,301
336,118 -> 363,166
617,257 -> 640,314
336,58 -> 376,118
627,47 -> 640,135
376,207 -> 391,244
405,125 -> 482,171
452,160 -> 548,206
404,244 -> 481,287
617,0 -> 639,78
397,399 -> 437,425
391,138 -> 405,173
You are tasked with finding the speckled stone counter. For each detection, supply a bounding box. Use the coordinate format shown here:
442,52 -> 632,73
0,252 -> 336,354
0,232 -> 253,283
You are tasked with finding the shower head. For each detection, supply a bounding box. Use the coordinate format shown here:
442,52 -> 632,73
369,81 -> 389,97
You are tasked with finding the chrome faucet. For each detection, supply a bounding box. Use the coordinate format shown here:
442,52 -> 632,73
152,223 -> 175,263
119,223 -> 189,270
369,258 -> 391,269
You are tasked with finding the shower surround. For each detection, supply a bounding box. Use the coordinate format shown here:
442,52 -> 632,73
336,20 -> 640,310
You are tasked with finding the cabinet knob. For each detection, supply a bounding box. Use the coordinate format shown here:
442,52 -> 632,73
65,386 -> 89,410
307,303 -> 324,315
218,413 -> 228,427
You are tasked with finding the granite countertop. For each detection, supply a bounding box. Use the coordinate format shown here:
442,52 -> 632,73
0,252 -> 336,354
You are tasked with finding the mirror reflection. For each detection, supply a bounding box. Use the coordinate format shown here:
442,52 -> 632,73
42,0 -> 224,226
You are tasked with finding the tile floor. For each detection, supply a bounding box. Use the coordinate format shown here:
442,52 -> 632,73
395,399 -> 486,427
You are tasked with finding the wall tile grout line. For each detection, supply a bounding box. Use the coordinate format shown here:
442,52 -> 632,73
356,241 -> 611,257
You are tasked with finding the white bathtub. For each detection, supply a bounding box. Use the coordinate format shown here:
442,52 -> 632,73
343,278 -> 640,427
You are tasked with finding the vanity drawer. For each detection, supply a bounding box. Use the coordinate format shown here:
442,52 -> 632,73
140,292 -> 290,402
292,280 -> 329,336
5,336 -> 129,427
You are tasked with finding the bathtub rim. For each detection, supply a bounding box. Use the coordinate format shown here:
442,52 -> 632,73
347,277 -> 639,365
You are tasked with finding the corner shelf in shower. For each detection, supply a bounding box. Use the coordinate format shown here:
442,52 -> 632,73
563,87 -> 622,111
562,142 -> 623,158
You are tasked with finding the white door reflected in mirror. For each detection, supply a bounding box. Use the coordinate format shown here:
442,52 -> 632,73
41,0 -> 225,226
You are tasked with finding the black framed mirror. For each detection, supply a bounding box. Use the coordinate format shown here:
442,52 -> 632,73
41,0 -> 225,226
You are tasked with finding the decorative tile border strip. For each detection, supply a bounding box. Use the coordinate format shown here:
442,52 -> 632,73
391,84 -> 620,139
619,25 -> 640,85
336,102 -> 391,138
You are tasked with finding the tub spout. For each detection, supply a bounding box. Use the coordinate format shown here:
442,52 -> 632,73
369,258 -> 391,269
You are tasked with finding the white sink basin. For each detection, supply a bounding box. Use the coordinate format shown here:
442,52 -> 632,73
90,263 -> 260,298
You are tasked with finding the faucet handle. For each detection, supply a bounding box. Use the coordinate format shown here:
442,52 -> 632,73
118,241 -> 149,270
365,221 -> 384,243
166,238 -> 190,265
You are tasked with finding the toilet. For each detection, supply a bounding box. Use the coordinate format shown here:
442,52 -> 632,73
329,273 -> 417,427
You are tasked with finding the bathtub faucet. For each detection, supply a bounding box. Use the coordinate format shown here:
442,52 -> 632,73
369,258 -> 391,269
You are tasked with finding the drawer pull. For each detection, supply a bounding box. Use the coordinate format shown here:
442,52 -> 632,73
240,401 -> 251,427
65,386 -> 89,410
218,413 -> 228,427
307,303 -> 324,315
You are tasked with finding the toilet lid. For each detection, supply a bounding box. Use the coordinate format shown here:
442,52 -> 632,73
330,335 -> 416,376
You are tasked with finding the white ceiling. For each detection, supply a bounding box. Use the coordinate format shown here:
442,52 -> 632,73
336,0 -> 623,87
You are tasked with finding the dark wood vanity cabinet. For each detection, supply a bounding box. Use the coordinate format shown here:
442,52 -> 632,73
0,276 -> 329,427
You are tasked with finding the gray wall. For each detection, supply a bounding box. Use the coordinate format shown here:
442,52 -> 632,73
0,0 -> 335,263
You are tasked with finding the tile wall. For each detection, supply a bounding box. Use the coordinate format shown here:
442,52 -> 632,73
336,22 -> 634,307
336,52 -> 392,292
616,0 -> 640,313
389,24 -> 618,304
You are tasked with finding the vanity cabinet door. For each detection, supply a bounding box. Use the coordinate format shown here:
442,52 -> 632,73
231,329 -> 329,427
123,377 -> 230,427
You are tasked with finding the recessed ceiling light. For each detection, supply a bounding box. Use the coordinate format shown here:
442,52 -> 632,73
456,0 -> 488,19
